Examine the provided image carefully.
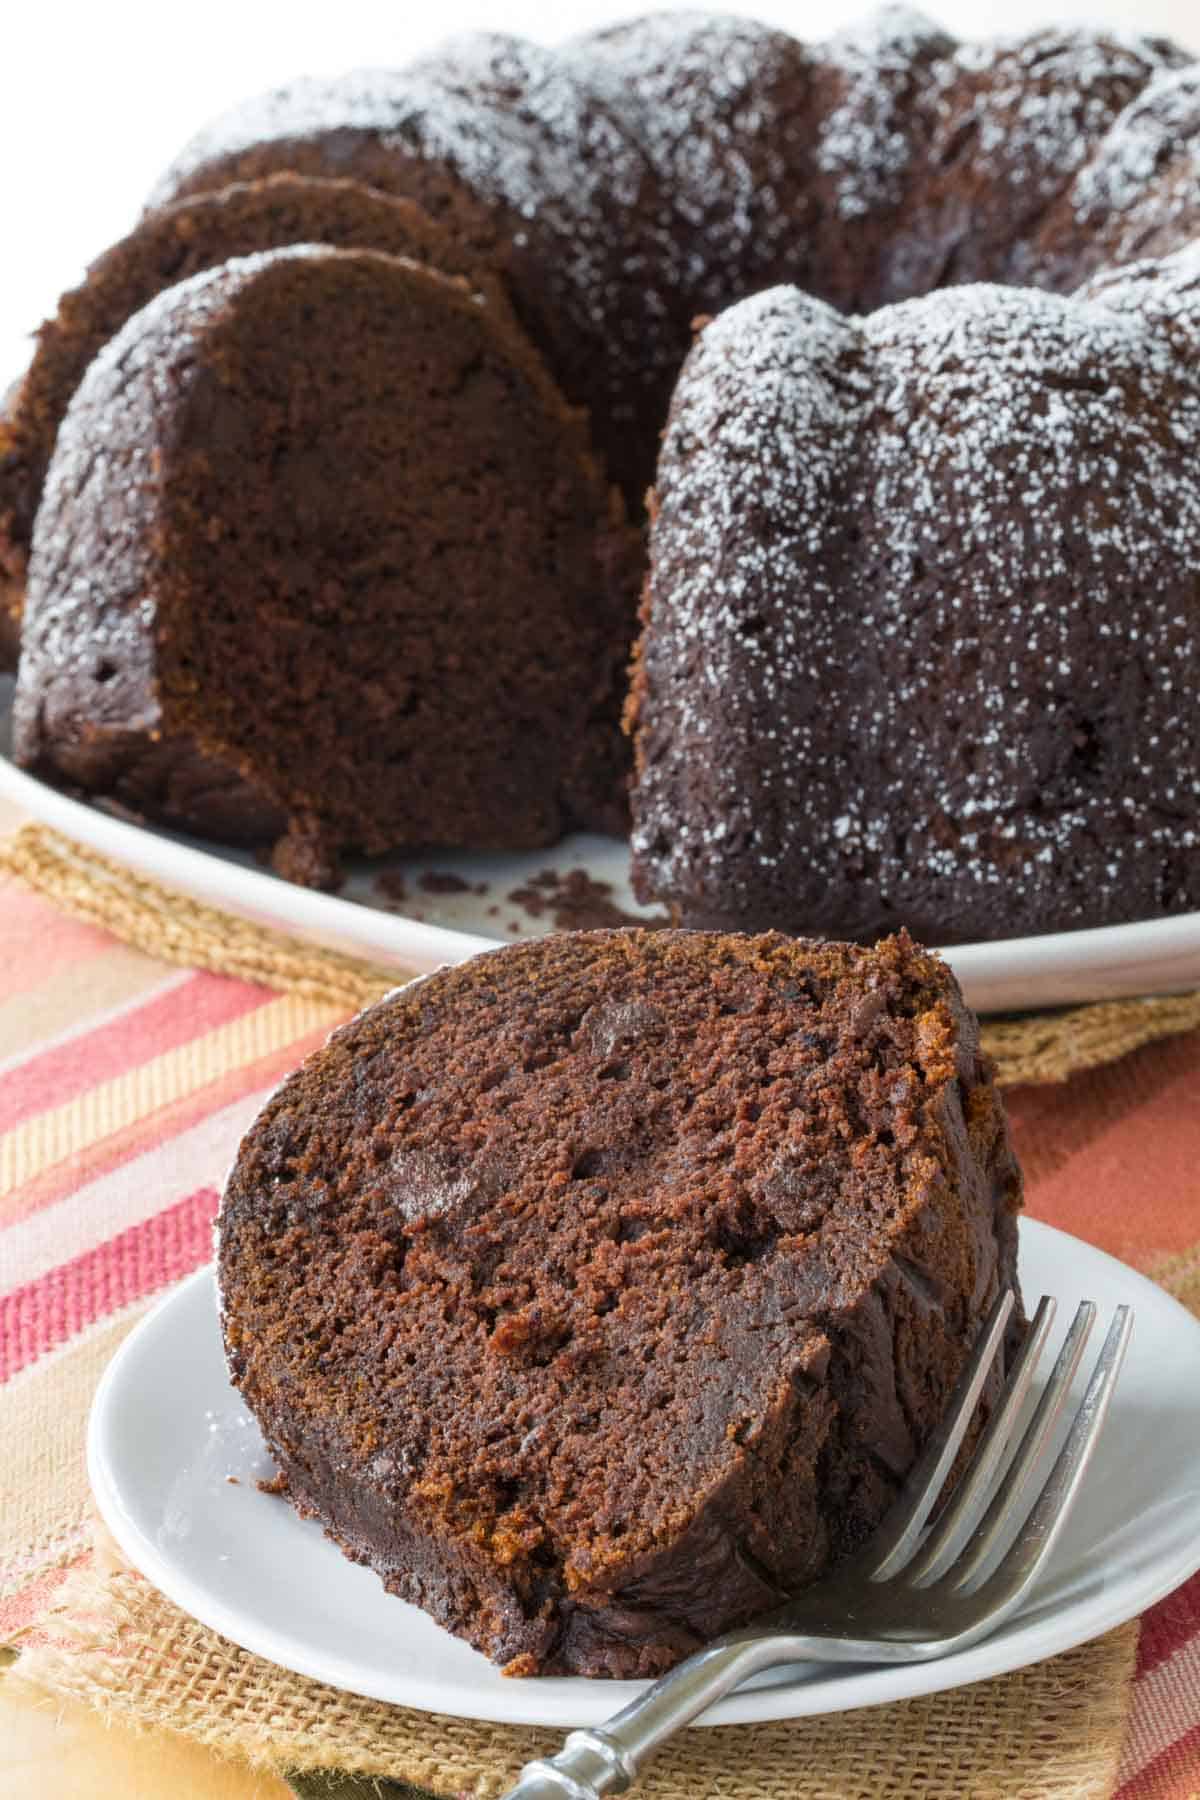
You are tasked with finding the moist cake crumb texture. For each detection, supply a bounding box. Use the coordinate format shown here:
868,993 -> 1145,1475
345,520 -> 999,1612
218,928 -> 1022,1677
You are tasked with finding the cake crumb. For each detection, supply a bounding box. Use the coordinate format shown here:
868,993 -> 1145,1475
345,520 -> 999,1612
508,867 -> 668,931
418,870 -> 475,895
374,870 -> 410,906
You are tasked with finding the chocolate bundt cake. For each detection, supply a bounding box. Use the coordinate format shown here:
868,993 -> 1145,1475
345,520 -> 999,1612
0,174 -> 490,662
10,9 -> 1200,930
13,246 -> 639,883
217,928 -> 1023,1678
628,261 -> 1200,943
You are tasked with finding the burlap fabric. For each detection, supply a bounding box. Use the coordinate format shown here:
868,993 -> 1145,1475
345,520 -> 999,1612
4,819 -> 1197,1798
5,822 -> 1200,1085
9,1544 -> 1139,1798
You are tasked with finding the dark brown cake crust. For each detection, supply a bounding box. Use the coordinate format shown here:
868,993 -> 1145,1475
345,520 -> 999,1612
218,928 -> 1022,1678
628,267 -> 1200,945
141,40 -> 676,506
558,13 -> 820,450
140,18 -> 1200,517
0,378 -> 25,665
886,29 -> 1185,299
13,246 -> 640,876
1019,64 -> 1200,293
0,174 -> 490,664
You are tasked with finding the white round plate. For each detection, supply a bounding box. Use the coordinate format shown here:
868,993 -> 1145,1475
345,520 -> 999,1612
89,1220 -> 1200,1729
4,680 -> 1200,1013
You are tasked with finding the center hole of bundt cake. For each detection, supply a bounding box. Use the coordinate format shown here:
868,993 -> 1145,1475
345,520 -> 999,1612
155,251 -> 627,857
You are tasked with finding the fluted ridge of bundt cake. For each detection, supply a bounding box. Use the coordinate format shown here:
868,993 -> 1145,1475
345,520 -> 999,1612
140,11 -> 1200,504
217,927 -> 1022,1676
13,245 -> 641,883
628,254 -> 1200,943
1019,62 -> 1200,290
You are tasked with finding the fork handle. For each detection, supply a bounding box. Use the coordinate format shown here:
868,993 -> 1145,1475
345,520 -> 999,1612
500,1634 -> 825,1798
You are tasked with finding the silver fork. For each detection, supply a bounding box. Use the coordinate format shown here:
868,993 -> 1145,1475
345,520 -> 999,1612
501,1290 -> 1133,1800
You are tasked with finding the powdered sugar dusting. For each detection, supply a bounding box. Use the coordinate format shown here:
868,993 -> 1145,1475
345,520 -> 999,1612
141,11 -> 1200,478
1072,64 -> 1200,222
144,71 -> 426,211
941,27 -> 1183,187
815,6 -> 951,220
394,32 -> 649,227
147,34 -> 658,354
815,18 -> 1184,266
1083,239 -> 1200,326
633,270 -> 1200,938
143,29 -> 675,497
565,13 -> 809,290
1032,62 -> 1200,285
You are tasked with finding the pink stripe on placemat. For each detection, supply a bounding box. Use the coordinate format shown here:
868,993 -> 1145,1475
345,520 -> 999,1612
0,971 -> 274,1132
1136,1572 -> 1200,1678
0,1186 -> 218,1381
1119,1712 -> 1200,1797
2,1020 -> 335,1227
0,880 -> 116,978
0,1549 -> 89,1640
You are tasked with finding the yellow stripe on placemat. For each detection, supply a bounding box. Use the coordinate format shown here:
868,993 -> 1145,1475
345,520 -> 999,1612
1150,1243 -> 1200,1318
0,993 -> 342,1196
0,946 -> 178,1074
0,1304 -> 154,1602
4,822 -> 1200,1088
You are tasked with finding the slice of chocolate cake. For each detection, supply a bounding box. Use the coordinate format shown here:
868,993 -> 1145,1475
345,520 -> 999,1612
217,928 -> 1023,1678
0,174 -> 491,660
13,245 -> 641,883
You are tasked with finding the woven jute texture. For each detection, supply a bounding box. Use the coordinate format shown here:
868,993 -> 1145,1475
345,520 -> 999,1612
11,1536 -> 1139,1800
4,821 -> 1200,1085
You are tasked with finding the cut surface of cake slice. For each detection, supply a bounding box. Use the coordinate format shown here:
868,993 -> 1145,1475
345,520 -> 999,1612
218,927 -> 1023,1678
13,245 -> 640,883
0,172 -> 492,661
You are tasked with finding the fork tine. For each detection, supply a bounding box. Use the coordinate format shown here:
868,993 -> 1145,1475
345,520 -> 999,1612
966,1305 -> 1134,1614
866,1287 -> 1015,1580
936,1299 -> 1097,1592
903,1294 -> 1059,1587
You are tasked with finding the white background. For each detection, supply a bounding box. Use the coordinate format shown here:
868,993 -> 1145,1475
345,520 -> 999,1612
2,0 -> 1199,384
